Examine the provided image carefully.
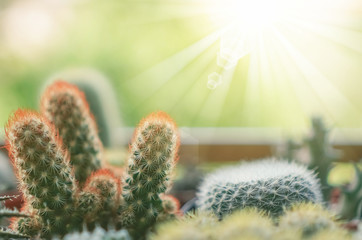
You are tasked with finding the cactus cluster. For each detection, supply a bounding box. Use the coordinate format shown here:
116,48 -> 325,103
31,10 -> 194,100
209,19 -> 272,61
197,158 -> 322,219
153,204 -> 351,240
3,81 -> 180,239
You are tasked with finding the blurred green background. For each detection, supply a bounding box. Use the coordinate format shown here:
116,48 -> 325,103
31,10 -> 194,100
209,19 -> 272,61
1,0 -> 362,137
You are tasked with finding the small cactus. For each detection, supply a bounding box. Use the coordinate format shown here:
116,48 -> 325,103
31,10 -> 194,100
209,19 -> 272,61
157,194 -> 181,221
216,208 -> 274,240
81,169 -> 121,229
5,110 -> 76,238
278,203 -> 338,237
151,211 -> 217,240
41,81 -> 102,186
119,112 -> 180,239
197,158 -> 322,219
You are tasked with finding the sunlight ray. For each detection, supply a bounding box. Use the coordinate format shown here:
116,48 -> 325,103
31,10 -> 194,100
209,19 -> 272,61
287,17 -> 362,54
272,27 -> 362,126
125,29 -> 222,105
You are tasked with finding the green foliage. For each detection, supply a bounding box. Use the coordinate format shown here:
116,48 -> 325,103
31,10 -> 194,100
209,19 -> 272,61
119,112 -> 180,239
41,81 -> 102,186
197,158 -> 322,219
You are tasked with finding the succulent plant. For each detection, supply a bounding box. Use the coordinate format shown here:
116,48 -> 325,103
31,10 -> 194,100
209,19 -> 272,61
151,211 -> 217,240
41,81 -> 102,186
119,112 -> 180,239
197,158 -> 322,219
5,110 -> 76,238
305,117 -> 340,202
278,203 -> 339,237
338,162 -> 362,220
0,195 -> 30,239
79,169 -> 121,230
4,81 -> 181,239
216,208 -> 274,240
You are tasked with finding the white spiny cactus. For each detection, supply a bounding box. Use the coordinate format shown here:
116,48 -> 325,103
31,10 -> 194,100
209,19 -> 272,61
197,158 -> 322,218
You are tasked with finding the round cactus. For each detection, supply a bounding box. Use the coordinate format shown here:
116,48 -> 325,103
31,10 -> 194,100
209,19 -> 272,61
41,81 -> 102,185
197,158 -> 322,219
5,109 -> 76,238
279,203 -> 338,237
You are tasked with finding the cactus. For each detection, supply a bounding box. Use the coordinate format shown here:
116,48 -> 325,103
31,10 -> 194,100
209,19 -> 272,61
80,169 -> 121,229
216,208 -> 274,240
152,209 -> 274,240
278,203 -> 339,237
309,229 -> 352,240
338,162 -> 362,220
305,117 -> 339,202
157,194 -> 181,222
197,158 -> 322,219
0,195 -> 30,239
151,211 -> 217,240
119,112 -> 180,239
41,81 -> 102,186
4,81 -> 181,239
62,226 -> 131,240
5,110 -> 76,238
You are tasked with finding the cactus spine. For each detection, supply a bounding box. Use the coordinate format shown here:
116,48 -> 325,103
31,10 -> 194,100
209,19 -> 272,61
5,110 -> 76,238
120,112 -> 180,239
197,158 -> 322,219
41,81 -> 102,185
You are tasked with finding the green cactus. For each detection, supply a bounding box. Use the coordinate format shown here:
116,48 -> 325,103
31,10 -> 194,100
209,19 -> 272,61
4,81 -> 181,239
80,169 -> 121,229
197,158 -> 322,219
5,110 -> 76,238
338,162 -> 362,220
0,195 -> 30,239
216,208 -> 274,240
41,81 -> 102,186
305,117 -> 339,201
119,111 -> 180,239
151,211 -> 217,240
278,203 -> 339,238
152,209 -> 275,240
44,69 -> 123,148
61,226 -> 131,240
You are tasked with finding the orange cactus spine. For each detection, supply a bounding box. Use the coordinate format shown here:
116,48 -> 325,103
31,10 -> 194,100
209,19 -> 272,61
41,81 -> 103,186
5,109 -> 76,238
